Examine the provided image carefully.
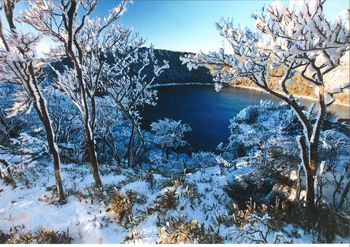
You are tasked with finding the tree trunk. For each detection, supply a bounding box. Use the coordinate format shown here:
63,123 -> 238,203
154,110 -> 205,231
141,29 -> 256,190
35,93 -> 65,202
126,122 -> 135,167
165,147 -> 169,160
64,1 -> 103,189
132,125 -> 145,168
305,172 -> 315,208
28,66 -> 65,203
305,147 -> 318,208
84,119 -> 103,188
298,136 -> 318,208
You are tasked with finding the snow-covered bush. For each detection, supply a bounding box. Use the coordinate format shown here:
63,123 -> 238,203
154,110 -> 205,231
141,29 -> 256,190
223,101 -> 299,161
0,85 -> 28,146
159,217 -> 222,244
150,118 -> 192,160
315,130 -> 350,208
235,105 -> 259,124
189,151 -> 217,169
106,190 -> 135,224
3,229 -> 72,244
252,135 -> 300,181
235,213 -> 292,244
0,110 -> 27,146
44,88 -> 83,162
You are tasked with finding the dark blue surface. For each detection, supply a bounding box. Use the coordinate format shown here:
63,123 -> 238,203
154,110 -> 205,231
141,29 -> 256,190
141,85 -> 278,152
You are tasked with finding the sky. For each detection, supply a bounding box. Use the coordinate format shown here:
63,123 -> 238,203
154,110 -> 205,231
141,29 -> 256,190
94,0 -> 349,53
2,0 -> 349,53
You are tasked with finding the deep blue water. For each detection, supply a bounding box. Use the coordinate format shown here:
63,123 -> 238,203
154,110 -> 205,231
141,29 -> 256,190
141,85 -> 350,152
141,85 -> 278,152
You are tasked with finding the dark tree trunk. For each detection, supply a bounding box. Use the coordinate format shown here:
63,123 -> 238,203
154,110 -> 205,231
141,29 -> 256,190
63,0 -> 103,189
305,172 -> 316,208
41,116 -> 64,202
126,122 -> 135,167
305,144 -> 319,208
85,130 -> 103,188
132,125 -> 145,168
298,136 -> 319,208
28,66 -> 65,203
165,147 -> 169,160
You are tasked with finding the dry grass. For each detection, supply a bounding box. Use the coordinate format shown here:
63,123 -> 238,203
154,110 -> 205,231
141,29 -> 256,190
2,226 -> 72,244
35,230 -> 72,244
149,188 -> 178,214
158,217 -> 222,244
105,191 -> 134,224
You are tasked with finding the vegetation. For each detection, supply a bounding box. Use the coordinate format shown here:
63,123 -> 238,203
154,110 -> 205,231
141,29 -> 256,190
182,0 -> 349,208
0,0 -> 349,244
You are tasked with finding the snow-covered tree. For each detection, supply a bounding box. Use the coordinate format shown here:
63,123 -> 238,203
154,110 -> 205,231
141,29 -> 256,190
0,0 -> 65,202
150,118 -> 192,160
106,42 -> 169,167
20,0 -> 131,188
181,0 -> 349,208
77,22 -> 169,168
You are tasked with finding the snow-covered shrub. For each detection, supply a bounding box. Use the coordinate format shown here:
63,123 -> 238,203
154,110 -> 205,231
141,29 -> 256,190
148,152 -> 165,168
316,130 -> 350,208
235,105 -> 260,124
106,191 -> 134,224
189,151 -> 217,169
235,100 -> 276,125
235,213 -> 292,244
150,118 -> 192,160
151,188 -> 178,213
0,85 -> 28,145
228,140 -> 246,158
34,230 -> 72,244
3,228 -> 72,244
223,101 -> 298,161
45,88 -> 83,162
252,135 -> 300,182
0,110 -> 27,146
320,130 -> 350,159
223,102 -> 303,205
159,217 -> 222,244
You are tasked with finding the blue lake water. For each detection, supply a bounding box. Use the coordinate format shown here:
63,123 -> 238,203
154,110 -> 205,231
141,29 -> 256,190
141,85 -> 350,152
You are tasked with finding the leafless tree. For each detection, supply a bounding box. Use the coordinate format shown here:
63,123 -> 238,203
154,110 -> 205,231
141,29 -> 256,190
0,0 -> 65,202
21,0 -> 131,188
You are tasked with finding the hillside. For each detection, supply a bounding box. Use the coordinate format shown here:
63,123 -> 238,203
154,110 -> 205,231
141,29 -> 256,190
150,49 -> 214,84
227,52 -> 350,106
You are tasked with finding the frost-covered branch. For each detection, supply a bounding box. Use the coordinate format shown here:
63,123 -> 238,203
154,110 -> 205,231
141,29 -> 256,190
181,0 -> 349,208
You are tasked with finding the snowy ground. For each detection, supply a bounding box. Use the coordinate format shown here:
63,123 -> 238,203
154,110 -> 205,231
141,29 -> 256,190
1,142 -> 342,244
1,100 -> 350,244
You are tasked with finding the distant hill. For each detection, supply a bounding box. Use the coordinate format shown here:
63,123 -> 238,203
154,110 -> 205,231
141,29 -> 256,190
149,49 -> 213,84
48,48 -> 214,85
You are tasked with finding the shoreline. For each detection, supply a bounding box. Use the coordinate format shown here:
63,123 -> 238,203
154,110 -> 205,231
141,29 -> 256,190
151,82 -> 350,108
151,82 -> 213,88
229,84 -> 350,108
